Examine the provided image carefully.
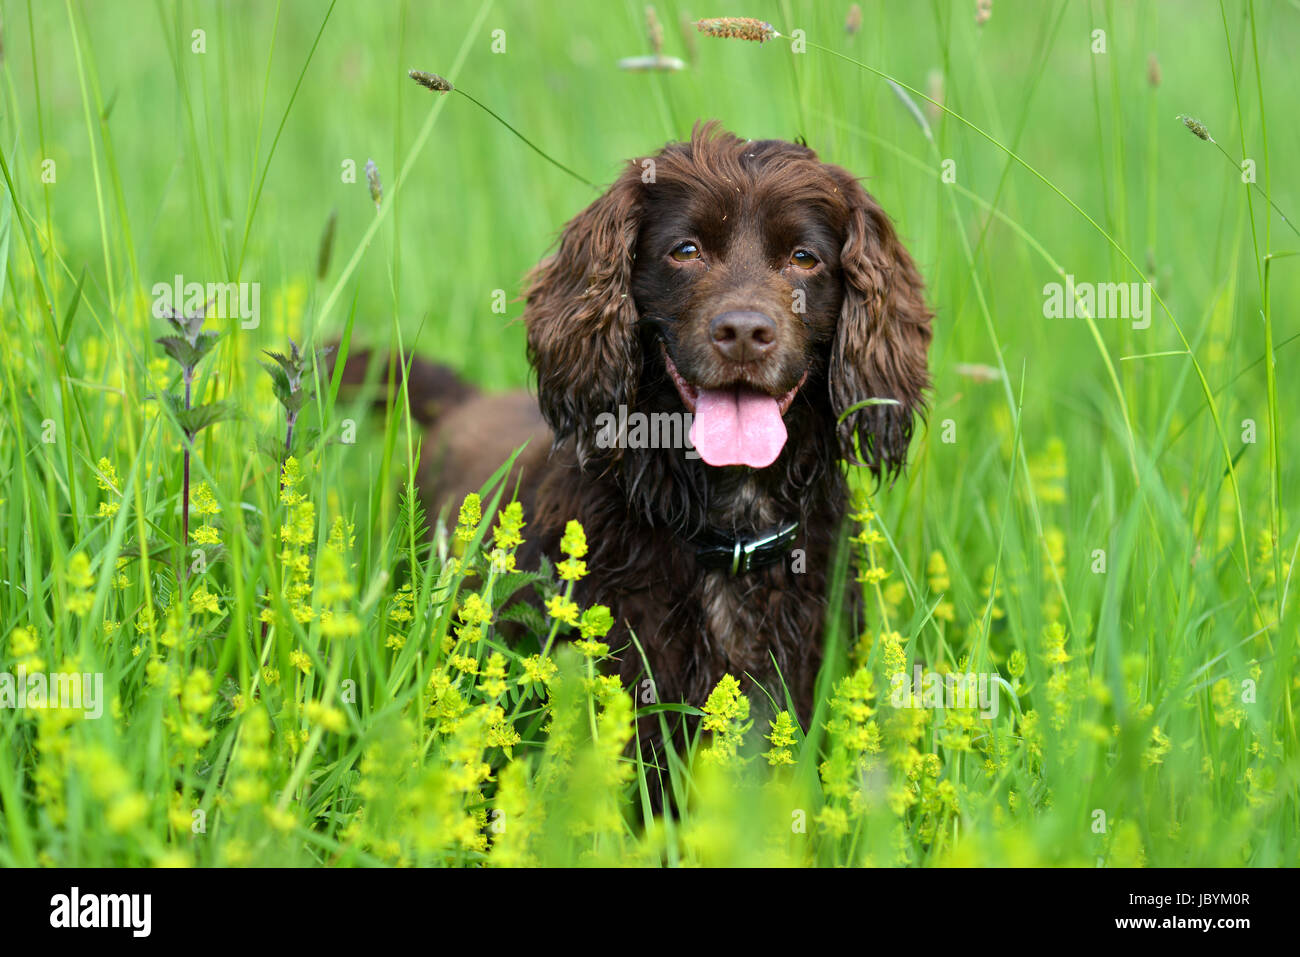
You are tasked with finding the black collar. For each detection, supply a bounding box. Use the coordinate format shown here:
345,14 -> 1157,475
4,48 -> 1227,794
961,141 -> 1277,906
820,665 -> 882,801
692,521 -> 800,575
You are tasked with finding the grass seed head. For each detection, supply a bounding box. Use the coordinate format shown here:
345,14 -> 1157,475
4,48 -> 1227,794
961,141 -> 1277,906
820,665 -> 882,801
845,3 -> 862,35
646,5 -> 664,55
1177,114 -> 1214,143
679,12 -> 698,64
365,159 -> 382,208
1147,52 -> 1161,87
695,17 -> 778,43
925,69 -> 945,120
408,69 -> 453,93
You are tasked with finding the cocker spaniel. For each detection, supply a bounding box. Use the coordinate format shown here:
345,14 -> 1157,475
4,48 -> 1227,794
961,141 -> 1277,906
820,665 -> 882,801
345,121 -> 931,762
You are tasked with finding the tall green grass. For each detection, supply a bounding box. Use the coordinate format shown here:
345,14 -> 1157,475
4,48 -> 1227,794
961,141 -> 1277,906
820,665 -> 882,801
0,0 -> 1295,866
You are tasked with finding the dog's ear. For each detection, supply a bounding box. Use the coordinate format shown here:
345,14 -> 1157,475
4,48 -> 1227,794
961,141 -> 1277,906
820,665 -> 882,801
525,166 -> 642,466
826,168 -> 932,480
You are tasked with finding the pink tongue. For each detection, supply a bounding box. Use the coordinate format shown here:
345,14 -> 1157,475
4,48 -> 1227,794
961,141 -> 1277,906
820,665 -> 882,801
689,387 -> 787,468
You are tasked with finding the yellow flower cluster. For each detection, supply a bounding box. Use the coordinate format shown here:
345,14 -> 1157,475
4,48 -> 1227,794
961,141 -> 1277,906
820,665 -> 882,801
699,675 -> 752,765
261,457 -> 316,627
488,501 -> 526,572
191,482 -> 221,545
455,493 -> 481,543
95,457 -> 121,518
78,746 -> 148,835
557,520 -> 588,581
317,517 -> 360,640
65,553 -> 95,615
927,550 -> 955,623
764,711 -> 800,766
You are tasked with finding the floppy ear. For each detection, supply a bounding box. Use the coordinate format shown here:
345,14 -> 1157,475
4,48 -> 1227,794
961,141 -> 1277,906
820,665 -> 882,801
524,166 -> 642,466
827,169 -> 932,480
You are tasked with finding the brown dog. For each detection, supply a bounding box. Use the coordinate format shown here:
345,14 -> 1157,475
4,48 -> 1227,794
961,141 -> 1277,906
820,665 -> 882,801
345,121 -> 931,764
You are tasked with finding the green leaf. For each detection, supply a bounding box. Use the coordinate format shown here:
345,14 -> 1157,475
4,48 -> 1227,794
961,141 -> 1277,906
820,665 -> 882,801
174,399 -> 239,435
395,483 -> 429,548
191,330 -> 221,360
635,703 -> 706,718
162,308 -> 206,341
836,396 -> 901,425
59,267 -> 87,346
263,349 -> 296,376
155,335 -> 201,368
491,569 -> 550,599
119,539 -> 174,563
294,426 -> 324,456
497,600 -> 548,636
254,433 -> 286,462
259,360 -> 292,398
282,387 -> 312,416
156,390 -> 185,416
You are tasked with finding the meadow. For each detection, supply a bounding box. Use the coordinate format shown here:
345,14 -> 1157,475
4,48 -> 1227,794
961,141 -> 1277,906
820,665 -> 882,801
0,0 -> 1295,867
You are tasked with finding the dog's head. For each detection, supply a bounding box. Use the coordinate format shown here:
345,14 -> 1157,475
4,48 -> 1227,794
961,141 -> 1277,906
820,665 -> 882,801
525,121 -> 931,482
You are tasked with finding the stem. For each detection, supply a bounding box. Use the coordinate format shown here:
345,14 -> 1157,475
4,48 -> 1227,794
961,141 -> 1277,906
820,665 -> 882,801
182,448 -> 191,548
261,405 -> 297,646
453,89 -> 597,189
182,366 -> 193,561
503,579 -> 573,730
283,411 -> 297,476
1208,138 -> 1300,239
277,647 -> 345,812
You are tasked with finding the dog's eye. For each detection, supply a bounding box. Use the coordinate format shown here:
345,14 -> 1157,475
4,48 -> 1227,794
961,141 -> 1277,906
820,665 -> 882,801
670,241 -> 702,262
790,249 -> 819,270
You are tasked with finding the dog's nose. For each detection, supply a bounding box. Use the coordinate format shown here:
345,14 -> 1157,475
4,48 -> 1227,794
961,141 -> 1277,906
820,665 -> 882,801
709,311 -> 776,362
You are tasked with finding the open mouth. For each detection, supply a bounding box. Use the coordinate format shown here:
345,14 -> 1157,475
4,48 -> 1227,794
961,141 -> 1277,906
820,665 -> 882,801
661,342 -> 807,469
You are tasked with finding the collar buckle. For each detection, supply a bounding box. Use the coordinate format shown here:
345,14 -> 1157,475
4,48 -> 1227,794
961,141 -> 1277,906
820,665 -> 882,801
697,520 -> 799,575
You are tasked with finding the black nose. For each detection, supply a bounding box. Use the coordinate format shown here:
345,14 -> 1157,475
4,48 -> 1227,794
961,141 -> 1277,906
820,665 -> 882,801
709,311 -> 777,363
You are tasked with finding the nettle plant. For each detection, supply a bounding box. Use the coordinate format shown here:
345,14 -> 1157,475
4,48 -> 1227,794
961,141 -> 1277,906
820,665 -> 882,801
152,305 -> 236,557
260,339 -> 332,469
152,305 -> 330,602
